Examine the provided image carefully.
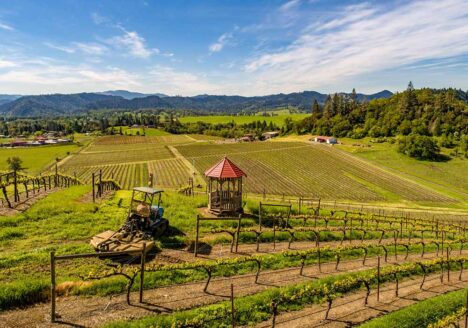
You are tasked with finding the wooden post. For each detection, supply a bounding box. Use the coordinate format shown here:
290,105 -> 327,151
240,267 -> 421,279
139,243 -> 146,303
377,256 -> 381,302
259,202 -> 262,230
195,215 -> 200,257
99,169 -> 102,197
273,220 -> 276,251
235,216 -> 241,253
464,288 -> 467,328
13,170 -> 18,202
50,251 -> 56,322
446,247 -> 450,282
55,163 -> 58,187
92,173 -> 95,203
318,247 -> 322,272
231,283 -> 235,328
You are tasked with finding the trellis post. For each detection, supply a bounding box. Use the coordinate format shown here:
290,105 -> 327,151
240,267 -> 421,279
195,215 -> 200,257
92,173 -> 95,203
231,284 -> 235,328
377,256 -> 381,302
50,251 -> 56,322
139,243 -> 146,303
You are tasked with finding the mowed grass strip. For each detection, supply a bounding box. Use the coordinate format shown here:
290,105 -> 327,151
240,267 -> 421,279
359,289 -> 467,328
176,142 -> 454,203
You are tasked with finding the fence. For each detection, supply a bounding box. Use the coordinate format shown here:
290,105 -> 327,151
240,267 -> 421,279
91,170 -> 121,202
1,171 -> 81,208
50,246 -> 147,323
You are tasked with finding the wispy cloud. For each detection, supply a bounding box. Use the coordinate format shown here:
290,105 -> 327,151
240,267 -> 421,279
72,42 -> 107,55
147,65 -> 220,95
0,59 -> 17,68
44,42 -> 76,54
44,41 -> 107,56
90,12 -> 108,25
279,0 -> 301,12
0,57 -> 141,93
209,32 -> 233,54
107,27 -> 157,58
244,0 -> 468,94
0,21 -> 14,31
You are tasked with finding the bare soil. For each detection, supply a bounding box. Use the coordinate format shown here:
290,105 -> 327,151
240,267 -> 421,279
253,271 -> 467,328
0,250 -> 464,328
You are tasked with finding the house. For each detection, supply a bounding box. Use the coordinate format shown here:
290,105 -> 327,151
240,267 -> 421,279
239,134 -> 255,142
262,131 -> 280,139
239,136 -> 253,142
11,139 -> 28,147
34,136 -> 47,144
313,136 -> 338,144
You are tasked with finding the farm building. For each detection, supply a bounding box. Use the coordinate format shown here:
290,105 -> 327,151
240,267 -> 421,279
262,131 -> 280,139
313,136 -> 338,144
205,157 -> 246,215
239,134 -> 255,142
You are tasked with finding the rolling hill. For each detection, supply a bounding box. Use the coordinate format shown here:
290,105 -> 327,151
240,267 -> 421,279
0,90 -> 393,117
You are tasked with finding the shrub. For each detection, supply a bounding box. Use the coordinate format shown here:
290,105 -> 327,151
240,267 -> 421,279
397,135 -> 440,160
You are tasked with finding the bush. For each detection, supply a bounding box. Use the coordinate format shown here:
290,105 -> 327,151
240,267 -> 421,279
0,280 -> 49,310
397,135 -> 440,160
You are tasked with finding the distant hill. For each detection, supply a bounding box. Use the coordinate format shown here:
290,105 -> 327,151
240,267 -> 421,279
0,90 -> 394,117
98,90 -> 168,99
0,94 -> 22,106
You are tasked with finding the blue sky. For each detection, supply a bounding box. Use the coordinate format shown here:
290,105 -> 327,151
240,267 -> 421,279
0,0 -> 467,96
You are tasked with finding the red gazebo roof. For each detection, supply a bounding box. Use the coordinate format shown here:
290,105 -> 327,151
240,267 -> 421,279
204,157 -> 247,179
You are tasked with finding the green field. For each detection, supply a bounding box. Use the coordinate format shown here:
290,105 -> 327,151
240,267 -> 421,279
59,135 -> 194,189
0,144 -> 79,175
110,126 -> 170,136
178,113 -> 309,126
176,141 -> 456,205
337,138 -> 468,203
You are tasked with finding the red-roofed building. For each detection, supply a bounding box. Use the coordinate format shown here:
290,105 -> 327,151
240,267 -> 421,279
205,157 -> 246,215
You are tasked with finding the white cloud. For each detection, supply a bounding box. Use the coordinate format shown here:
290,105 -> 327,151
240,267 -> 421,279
147,65 -> 220,95
45,41 -> 107,56
107,28 -> 156,58
209,32 -> 234,54
0,59 -> 17,68
72,42 -> 107,55
0,57 -> 141,93
279,0 -> 301,12
91,12 -> 107,25
44,42 -> 75,54
244,0 -> 468,94
0,22 -> 13,31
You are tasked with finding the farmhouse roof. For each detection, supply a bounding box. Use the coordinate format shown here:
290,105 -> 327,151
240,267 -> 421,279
204,157 -> 247,179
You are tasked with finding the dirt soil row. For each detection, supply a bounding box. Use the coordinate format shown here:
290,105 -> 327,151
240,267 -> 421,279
158,237 -> 430,264
1,250 -> 464,328
253,270 -> 467,327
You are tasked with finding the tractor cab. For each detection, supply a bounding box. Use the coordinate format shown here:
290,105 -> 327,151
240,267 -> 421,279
90,187 -> 169,254
125,187 -> 168,237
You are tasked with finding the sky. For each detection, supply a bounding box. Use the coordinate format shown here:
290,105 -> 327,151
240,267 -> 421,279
0,0 -> 467,96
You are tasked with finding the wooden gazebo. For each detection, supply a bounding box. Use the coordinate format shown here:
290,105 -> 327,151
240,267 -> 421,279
204,157 -> 247,215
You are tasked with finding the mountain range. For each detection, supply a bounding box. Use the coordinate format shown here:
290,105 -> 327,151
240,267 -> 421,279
0,90 -> 393,117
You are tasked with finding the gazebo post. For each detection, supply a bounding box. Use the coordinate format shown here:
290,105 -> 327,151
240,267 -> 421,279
204,157 -> 246,216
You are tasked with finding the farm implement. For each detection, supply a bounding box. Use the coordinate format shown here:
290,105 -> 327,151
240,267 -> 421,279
91,187 -> 168,255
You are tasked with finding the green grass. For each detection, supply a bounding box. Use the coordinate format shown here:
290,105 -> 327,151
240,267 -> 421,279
337,138 -> 468,205
111,126 -> 170,136
0,144 -> 79,175
359,289 -> 466,328
178,113 -> 309,126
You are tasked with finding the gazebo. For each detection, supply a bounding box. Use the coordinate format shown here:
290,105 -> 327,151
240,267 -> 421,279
204,157 -> 247,215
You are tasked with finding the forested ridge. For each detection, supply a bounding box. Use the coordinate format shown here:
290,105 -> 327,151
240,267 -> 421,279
296,84 -> 467,138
